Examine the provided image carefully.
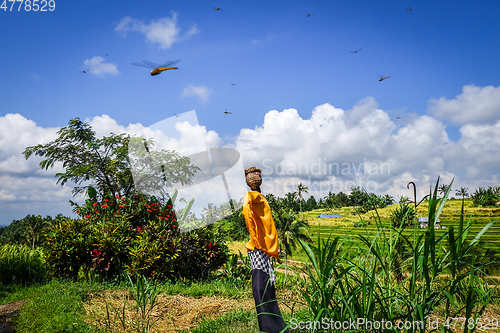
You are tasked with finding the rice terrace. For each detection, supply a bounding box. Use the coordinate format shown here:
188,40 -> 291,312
1,127 -> 500,333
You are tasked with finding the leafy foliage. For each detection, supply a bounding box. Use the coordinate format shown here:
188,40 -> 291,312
295,176 -> 497,332
471,186 -> 500,207
45,195 -> 228,282
0,243 -> 49,285
390,196 -> 417,227
23,117 -> 200,200
217,251 -> 252,285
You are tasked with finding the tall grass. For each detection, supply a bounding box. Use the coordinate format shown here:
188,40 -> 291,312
0,243 -> 49,285
295,177 -> 499,332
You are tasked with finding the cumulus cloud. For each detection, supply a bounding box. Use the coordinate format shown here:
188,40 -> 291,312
232,97 -> 499,200
2,89 -> 500,226
181,84 -> 212,103
115,12 -> 198,49
83,56 -> 119,77
427,84 -> 500,125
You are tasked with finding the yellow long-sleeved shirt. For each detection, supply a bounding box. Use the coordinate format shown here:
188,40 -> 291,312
242,191 -> 279,259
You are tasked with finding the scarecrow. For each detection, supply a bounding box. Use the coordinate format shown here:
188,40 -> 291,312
243,167 -> 290,333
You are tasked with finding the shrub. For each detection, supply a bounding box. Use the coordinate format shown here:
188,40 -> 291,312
45,198 -> 229,282
44,217 -> 93,280
471,186 -> 500,207
391,197 -> 417,227
217,251 -> 252,285
0,243 -> 49,285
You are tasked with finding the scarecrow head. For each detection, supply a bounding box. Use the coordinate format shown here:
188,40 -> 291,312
245,167 -> 262,192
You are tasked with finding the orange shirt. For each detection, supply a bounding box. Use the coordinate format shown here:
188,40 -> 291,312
243,191 -> 279,259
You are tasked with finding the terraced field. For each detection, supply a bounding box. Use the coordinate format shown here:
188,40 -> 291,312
304,199 -> 500,251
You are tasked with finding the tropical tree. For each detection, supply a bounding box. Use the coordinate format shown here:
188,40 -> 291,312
202,202 -> 218,224
294,183 -> 309,220
455,187 -> 469,199
21,214 -> 50,249
273,207 -> 312,283
23,118 -> 200,203
438,184 -> 450,198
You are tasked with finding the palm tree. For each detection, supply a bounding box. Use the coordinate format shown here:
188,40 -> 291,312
455,187 -> 469,199
438,184 -> 450,198
202,203 -> 218,224
273,207 -> 312,284
21,214 -> 49,249
294,183 -> 309,220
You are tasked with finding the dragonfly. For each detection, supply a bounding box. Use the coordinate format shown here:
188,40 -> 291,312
213,7 -> 224,11
132,59 -> 181,76
307,13 -> 313,17
224,109 -> 232,115
350,48 -> 362,53
406,7 -> 412,12
378,75 -> 390,81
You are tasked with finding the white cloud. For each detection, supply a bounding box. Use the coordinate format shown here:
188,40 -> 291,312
181,84 -> 212,103
427,84 -> 500,124
83,56 -> 119,77
115,12 -> 198,49
2,89 -> 500,226
232,97 -> 499,200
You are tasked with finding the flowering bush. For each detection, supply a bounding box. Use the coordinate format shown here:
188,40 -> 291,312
72,193 -> 178,229
46,194 -> 229,282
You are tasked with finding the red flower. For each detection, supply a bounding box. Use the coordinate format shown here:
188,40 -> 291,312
87,215 -> 91,218
172,225 -> 177,228
168,205 -> 172,208
105,199 -> 109,202
208,242 -> 212,247
140,198 -> 143,201
93,202 -> 98,207
76,210 -> 80,214
116,195 -> 120,199
120,205 -> 123,208
102,204 -> 108,208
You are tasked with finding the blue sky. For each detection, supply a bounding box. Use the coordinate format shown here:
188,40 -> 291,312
1,0 -> 500,226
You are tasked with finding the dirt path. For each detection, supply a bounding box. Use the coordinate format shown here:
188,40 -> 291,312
0,300 -> 23,333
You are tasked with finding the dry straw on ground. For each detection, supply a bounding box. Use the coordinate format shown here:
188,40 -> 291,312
84,290 -> 256,332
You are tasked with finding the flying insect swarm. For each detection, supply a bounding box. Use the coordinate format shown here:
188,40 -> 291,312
132,59 -> 181,76
350,48 -> 362,53
378,76 -> 390,81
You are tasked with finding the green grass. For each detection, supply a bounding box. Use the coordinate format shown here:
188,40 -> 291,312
157,278 -> 251,299
14,280 -> 105,333
181,310 -> 260,333
2,278 -> 255,333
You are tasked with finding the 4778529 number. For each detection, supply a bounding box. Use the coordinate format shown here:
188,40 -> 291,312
1,0 -> 55,11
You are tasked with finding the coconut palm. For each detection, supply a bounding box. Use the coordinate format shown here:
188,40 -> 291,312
294,183 -> 309,220
202,203 -> 218,224
455,187 -> 469,199
21,214 -> 49,249
438,184 -> 450,198
273,207 -> 312,284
